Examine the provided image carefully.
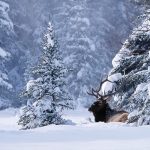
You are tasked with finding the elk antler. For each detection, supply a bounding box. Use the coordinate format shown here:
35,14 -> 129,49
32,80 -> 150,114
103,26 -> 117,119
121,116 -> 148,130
87,88 -> 98,98
87,76 -> 117,101
97,76 -> 115,91
87,76 -> 107,98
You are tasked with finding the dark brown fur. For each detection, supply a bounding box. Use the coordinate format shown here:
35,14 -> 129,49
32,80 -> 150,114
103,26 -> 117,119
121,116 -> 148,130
88,76 -> 128,123
88,101 -> 128,123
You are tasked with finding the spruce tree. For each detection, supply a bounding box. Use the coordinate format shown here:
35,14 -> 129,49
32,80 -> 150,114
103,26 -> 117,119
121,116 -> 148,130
51,0 -> 138,107
0,1 -> 14,109
104,8 -> 150,126
18,22 -> 73,129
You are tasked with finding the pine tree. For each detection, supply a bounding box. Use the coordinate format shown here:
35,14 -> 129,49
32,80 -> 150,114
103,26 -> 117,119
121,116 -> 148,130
0,49 -> 13,109
132,0 -> 150,6
18,22 -> 73,129
104,8 -> 150,126
2,0 -> 138,108
0,1 -> 14,109
51,0 -> 138,107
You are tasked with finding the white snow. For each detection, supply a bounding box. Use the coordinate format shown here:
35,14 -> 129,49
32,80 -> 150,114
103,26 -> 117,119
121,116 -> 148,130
0,108 -> 150,150
44,22 -> 54,48
108,73 -> 122,82
128,110 -> 141,119
54,87 -> 61,93
54,58 -> 61,67
101,81 -> 113,95
112,53 -> 123,67
135,83 -> 147,94
101,73 -> 122,95
26,80 -> 36,91
148,83 -> 150,98
46,33 -> 54,48
148,66 -> 150,72
26,78 -> 43,92
112,44 -> 130,68
0,47 -> 10,58
130,10 -> 150,39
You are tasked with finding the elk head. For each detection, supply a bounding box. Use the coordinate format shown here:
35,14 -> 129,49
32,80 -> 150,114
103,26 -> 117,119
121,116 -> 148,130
88,77 -> 115,108
88,77 -> 117,122
88,98 -> 107,113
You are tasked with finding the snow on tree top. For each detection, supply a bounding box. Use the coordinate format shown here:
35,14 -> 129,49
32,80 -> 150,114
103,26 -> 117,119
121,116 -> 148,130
44,33 -> 54,48
44,22 -> 54,49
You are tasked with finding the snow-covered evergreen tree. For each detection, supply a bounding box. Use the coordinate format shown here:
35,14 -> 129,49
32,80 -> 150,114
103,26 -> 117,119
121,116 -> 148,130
132,0 -> 150,5
0,1 -> 14,109
51,0 -> 139,107
53,0 -> 97,106
0,0 -> 139,108
0,47 -> 13,109
103,7 -> 150,126
18,22 -> 73,129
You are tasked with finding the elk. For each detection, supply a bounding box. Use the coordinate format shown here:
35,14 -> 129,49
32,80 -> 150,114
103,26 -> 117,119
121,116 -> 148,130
88,77 -> 128,123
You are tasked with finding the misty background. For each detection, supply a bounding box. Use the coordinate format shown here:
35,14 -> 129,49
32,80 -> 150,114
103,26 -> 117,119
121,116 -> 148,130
0,0 -> 140,109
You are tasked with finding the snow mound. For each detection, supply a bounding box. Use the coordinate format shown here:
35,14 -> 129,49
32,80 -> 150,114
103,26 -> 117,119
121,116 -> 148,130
101,73 -> 122,95
0,108 -> 150,150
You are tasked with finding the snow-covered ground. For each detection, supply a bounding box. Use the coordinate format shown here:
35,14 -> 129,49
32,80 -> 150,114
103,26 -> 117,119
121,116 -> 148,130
0,108 -> 150,150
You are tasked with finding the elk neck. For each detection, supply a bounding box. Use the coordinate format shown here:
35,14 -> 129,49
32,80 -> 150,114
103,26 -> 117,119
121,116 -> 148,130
93,103 -> 109,122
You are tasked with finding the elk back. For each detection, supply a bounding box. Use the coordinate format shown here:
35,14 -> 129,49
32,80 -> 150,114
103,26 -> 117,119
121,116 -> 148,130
107,112 -> 128,123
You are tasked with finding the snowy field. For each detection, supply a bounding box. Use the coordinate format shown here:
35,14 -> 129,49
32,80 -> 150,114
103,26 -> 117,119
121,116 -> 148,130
0,108 -> 150,150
